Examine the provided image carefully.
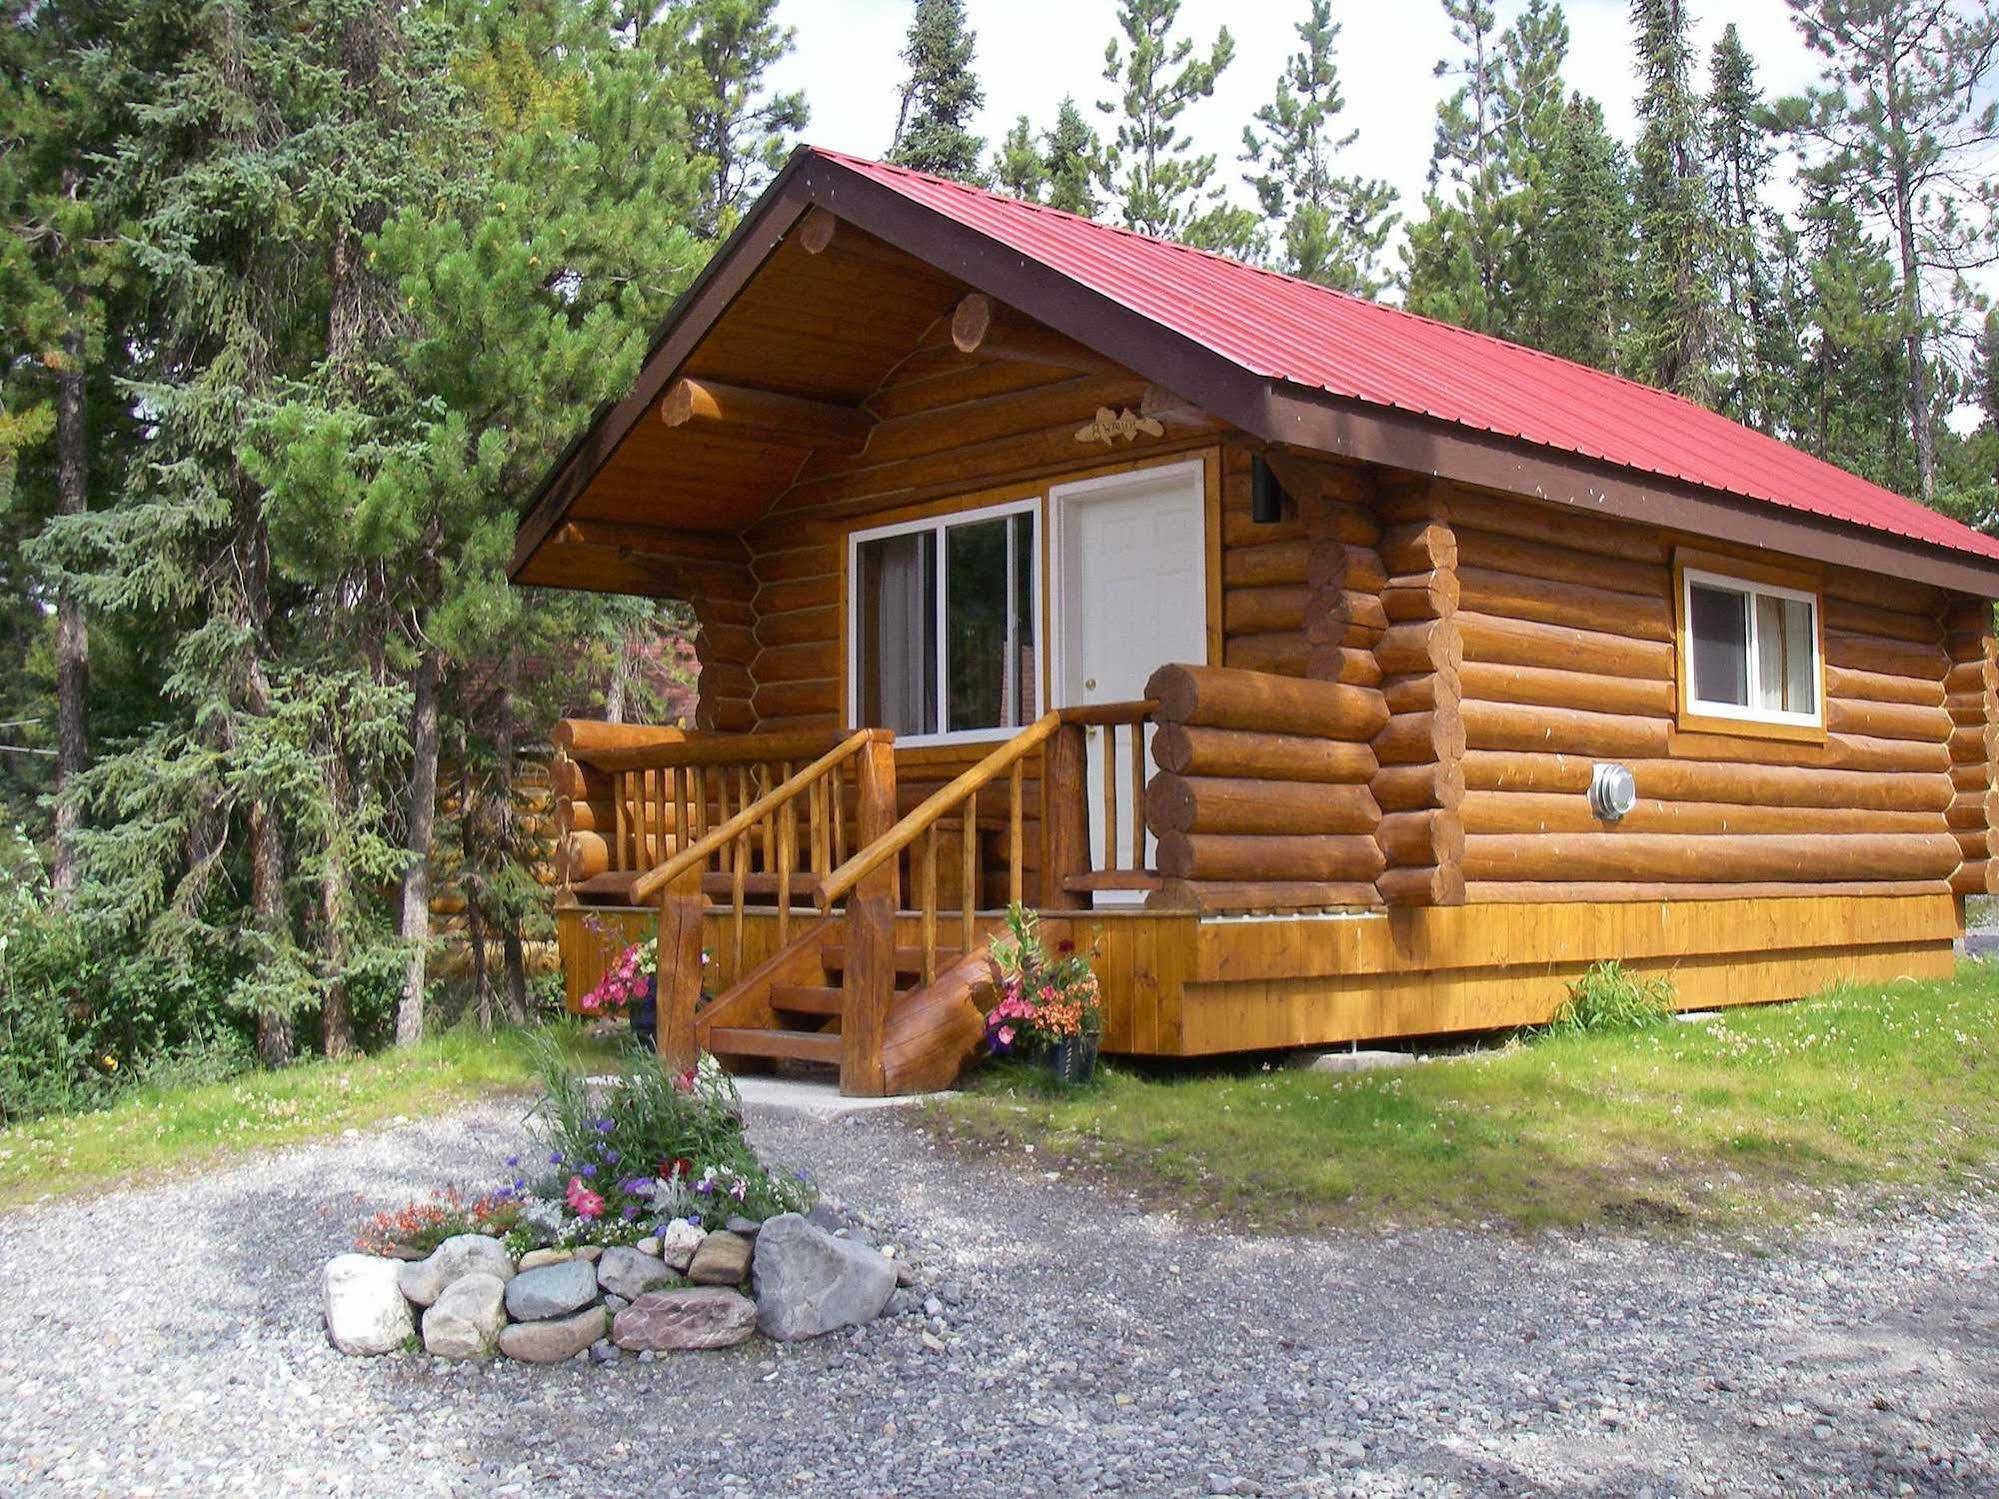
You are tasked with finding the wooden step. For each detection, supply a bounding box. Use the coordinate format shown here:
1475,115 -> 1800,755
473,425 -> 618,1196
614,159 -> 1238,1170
819,945 -> 965,977
707,1026 -> 841,1064
768,984 -> 843,1017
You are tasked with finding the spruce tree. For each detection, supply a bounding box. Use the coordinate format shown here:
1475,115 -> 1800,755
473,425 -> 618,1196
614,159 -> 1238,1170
1096,0 -> 1257,254
1536,94 -> 1637,371
1706,24 -> 1780,431
1241,0 -> 1398,294
1044,99 -> 1103,217
889,0 -> 985,182
1774,0 -> 1999,504
1630,0 -> 1720,401
992,116 -> 1047,201
1404,0 -> 1511,331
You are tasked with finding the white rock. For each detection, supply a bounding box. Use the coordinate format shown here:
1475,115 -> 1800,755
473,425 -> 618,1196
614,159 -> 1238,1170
657,1219 -> 707,1272
422,1272 -> 507,1360
323,1255 -> 414,1356
397,1234 -> 516,1307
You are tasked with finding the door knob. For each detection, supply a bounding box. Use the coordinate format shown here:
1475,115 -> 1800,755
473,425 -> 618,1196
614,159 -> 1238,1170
1084,678 -> 1097,691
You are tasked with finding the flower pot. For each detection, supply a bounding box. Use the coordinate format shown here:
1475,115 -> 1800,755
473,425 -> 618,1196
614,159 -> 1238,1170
1040,1033 -> 1100,1085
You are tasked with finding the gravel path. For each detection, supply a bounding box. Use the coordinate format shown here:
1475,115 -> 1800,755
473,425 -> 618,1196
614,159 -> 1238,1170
0,1099 -> 1994,1497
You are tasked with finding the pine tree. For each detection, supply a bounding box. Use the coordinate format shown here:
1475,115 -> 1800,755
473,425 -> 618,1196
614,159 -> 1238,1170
1490,0 -> 1575,346
1630,0 -> 1720,400
1706,24 -> 1779,431
1044,98 -> 1102,217
889,0 -> 985,182
1535,94 -> 1637,371
1241,0 -> 1398,294
1774,0 -> 1999,504
679,0 -> 809,239
1404,0 -> 1511,331
992,116 -> 1047,201
1096,0 -> 1256,254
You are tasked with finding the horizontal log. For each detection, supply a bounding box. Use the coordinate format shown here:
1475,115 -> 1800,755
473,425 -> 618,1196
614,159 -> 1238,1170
1459,661 -> 1674,717
584,726 -> 843,772
1824,696 -> 1951,744
1306,645 -> 1385,687
753,640 -> 840,683
661,377 -> 875,453
1952,860 -> 1995,896
1305,546 -> 1388,596
1944,658 -> 1996,695
754,572 -> 839,618
697,661 -> 755,701
1948,791 -> 1994,830
1379,570 -> 1459,623
1147,878 -> 1382,912
1224,585 -> 1308,635
1462,750 -> 1953,813
1376,809 -> 1465,866
1372,708 -> 1466,766
558,797 -> 618,835
1224,631 -> 1310,676
1822,596 -> 1941,645
1150,724 -> 1378,783
1379,520 -> 1457,576
1374,619 -> 1463,677
1947,692 -> 1989,727
755,604 -> 839,649
1382,674 -> 1444,715
1146,775 -> 1381,836
1223,539 -> 1309,588
1431,484 -> 1665,564
552,759 -> 598,801
750,677 -> 839,721
1156,832 -> 1387,883
1825,663 -> 1944,708
1147,663 -> 1389,740
695,623 -> 758,668
1824,630 -> 1948,681
1665,730 -> 1950,776
1458,565 -> 1674,642
1949,724 -> 1996,764
1458,611 -> 1673,678
553,720 -> 689,758
1453,525 -> 1664,599
1462,831 -> 1962,884
1463,700 -> 1669,759
1952,762 -> 1994,793
1954,827 -> 1996,861
1825,565 -> 1942,615
1371,761 -> 1466,812
1461,791 -> 1944,837
1468,878 -> 1953,904
1377,865 -> 1466,907
564,831 -> 611,881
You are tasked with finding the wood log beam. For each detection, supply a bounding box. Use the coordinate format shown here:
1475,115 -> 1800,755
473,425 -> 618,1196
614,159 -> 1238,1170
660,377 -> 875,454
949,293 -> 1123,376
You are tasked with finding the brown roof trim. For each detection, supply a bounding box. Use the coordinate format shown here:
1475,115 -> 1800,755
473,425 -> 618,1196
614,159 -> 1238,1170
515,149 -> 1999,599
1261,386 -> 1999,598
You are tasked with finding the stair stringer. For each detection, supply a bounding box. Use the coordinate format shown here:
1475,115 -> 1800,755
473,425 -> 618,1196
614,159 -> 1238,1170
695,922 -> 835,1052
880,941 -> 995,1095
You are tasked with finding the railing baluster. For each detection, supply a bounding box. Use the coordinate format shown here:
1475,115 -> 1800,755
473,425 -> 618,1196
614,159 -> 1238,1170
613,771 -> 629,873
731,829 -> 749,979
960,791 -> 977,955
1009,761 -> 1024,905
672,766 -> 688,865
761,763 -> 780,872
1102,724 -> 1119,873
736,766 -> 752,872
777,789 -> 796,947
1130,719 -> 1147,871
649,767 -> 664,867
808,776 -> 825,878
832,759 -> 848,868
920,824 -> 938,987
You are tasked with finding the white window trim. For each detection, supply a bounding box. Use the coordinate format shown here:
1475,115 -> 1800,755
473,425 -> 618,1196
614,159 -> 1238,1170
1680,565 -> 1823,729
846,496 -> 1043,748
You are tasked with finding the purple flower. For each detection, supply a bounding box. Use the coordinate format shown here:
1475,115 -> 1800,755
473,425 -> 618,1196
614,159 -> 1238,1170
581,1163 -> 598,1179
505,1154 -> 520,1168
593,1119 -> 615,1134
604,1148 -> 621,1165
620,1203 -> 639,1221
548,1152 -> 563,1165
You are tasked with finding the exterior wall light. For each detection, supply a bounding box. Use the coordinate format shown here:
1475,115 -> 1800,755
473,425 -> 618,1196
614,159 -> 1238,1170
1589,762 -> 1638,823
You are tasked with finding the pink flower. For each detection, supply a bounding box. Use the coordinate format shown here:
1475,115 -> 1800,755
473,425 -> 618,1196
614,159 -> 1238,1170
565,1176 -> 605,1219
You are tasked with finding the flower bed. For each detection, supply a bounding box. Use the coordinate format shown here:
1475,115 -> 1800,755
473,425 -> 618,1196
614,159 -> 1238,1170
323,1048 -> 898,1362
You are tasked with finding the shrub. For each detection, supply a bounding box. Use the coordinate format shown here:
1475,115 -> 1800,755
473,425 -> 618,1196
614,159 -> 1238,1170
1547,960 -> 1677,1035
983,903 -> 1102,1057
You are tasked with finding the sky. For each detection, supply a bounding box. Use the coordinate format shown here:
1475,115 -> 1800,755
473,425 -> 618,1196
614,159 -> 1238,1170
767,0 -> 1824,241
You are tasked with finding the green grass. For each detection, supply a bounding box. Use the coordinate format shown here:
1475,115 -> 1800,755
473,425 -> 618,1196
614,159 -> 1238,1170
929,963 -> 1999,1233
0,1023 -> 629,1210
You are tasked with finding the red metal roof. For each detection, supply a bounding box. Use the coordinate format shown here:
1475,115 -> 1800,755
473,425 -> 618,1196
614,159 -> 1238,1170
815,148 -> 1999,568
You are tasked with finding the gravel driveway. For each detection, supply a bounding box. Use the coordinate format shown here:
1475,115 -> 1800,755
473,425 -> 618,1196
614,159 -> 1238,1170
0,1098 -> 1994,1497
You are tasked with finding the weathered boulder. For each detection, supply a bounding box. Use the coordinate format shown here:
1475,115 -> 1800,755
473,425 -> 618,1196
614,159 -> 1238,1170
397,1234 -> 516,1307
496,1304 -> 606,1364
323,1254 -> 414,1356
612,1288 -> 757,1352
504,1259 -> 599,1321
517,1248 -> 574,1272
422,1271 -> 507,1360
596,1245 -> 677,1300
752,1214 -> 895,1341
656,1219 -> 706,1272
687,1231 -> 753,1286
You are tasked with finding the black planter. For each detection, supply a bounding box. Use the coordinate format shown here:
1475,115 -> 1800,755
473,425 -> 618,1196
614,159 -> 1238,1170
1040,1033 -> 1100,1085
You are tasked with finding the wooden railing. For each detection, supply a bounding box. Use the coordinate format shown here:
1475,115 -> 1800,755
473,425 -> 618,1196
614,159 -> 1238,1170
1048,700 -> 1159,901
638,728 -> 893,1072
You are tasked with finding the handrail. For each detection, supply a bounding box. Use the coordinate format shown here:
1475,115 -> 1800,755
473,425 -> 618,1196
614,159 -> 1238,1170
630,728 -> 886,905
1057,698 -> 1157,727
583,727 -> 844,774
816,712 -> 1061,914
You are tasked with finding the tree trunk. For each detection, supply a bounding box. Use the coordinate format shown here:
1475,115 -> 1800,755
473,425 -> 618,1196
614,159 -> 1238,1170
51,327 -> 89,900
319,722 -> 358,1058
396,630 -> 441,1046
241,516 -> 291,1068
496,642 -> 529,1022
1884,56 -> 1936,502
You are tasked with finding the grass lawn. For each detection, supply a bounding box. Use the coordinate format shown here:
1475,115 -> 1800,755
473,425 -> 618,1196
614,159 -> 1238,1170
0,1023 -> 629,1211
930,962 -> 1999,1233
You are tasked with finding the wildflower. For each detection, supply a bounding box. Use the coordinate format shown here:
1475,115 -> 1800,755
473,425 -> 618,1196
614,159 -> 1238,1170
505,1154 -> 520,1168
593,1118 -> 615,1134
580,1163 -> 598,1179
548,1152 -> 564,1165
565,1176 -> 605,1219
604,1148 -> 621,1166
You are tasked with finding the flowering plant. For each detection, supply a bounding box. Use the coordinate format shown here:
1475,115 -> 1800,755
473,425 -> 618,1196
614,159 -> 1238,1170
578,936 -> 657,1018
354,1186 -> 521,1255
983,902 -> 1101,1056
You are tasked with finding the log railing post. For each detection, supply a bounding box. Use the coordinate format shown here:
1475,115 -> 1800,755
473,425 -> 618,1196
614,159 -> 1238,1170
1041,720 -> 1091,909
840,737 -> 899,1096
655,860 -> 705,1076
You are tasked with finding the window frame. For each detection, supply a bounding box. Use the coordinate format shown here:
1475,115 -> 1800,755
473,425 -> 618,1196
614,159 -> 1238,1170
1673,552 -> 1826,741
845,495 -> 1044,748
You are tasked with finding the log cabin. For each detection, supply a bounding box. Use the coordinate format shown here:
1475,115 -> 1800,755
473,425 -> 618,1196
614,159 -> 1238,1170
512,147 -> 1999,1096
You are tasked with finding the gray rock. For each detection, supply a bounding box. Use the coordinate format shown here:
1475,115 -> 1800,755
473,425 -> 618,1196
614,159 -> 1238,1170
504,1260 -> 599,1321
422,1271 -> 507,1360
751,1214 -> 895,1341
724,1215 -> 763,1237
804,1201 -> 848,1232
589,1338 -> 618,1364
1288,1049 -> 1412,1074
687,1231 -> 753,1286
597,1245 -> 676,1300
496,1305 -> 606,1365
575,1244 -> 603,1263
323,1254 -> 414,1356
397,1233 -> 516,1307
603,1293 -> 630,1315
612,1288 -> 757,1352
516,1248 -> 573,1272
656,1218 -> 706,1272
634,1237 -> 662,1257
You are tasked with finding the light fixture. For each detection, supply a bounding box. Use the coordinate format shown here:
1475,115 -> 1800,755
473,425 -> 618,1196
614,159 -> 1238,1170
1589,762 -> 1638,822
1251,453 -> 1289,524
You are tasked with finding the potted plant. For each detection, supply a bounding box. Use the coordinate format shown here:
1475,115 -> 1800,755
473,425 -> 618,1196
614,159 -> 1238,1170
982,903 -> 1103,1084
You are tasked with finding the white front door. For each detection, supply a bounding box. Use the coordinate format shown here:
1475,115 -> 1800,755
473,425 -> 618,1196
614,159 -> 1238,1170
1051,459 -> 1209,902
